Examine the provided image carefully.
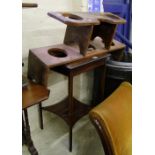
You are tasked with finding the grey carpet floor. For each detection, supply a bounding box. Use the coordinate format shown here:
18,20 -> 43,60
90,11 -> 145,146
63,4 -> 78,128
22,109 -> 105,155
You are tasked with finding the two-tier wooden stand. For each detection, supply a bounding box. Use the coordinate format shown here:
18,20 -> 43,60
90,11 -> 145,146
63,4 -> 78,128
27,12 -> 126,151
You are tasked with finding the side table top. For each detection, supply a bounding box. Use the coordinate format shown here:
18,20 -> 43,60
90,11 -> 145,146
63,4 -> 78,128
22,82 -> 50,109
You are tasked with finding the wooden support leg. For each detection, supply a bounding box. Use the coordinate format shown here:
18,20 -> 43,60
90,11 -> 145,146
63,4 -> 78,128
92,64 -> 107,105
68,74 -> 74,152
23,109 -> 38,155
22,115 -> 26,145
38,102 -> 44,129
91,23 -> 117,49
64,25 -> 94,55
69,126 -> 73,152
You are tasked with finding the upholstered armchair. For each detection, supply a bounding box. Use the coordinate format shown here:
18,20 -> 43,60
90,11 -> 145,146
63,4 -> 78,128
89,82 -> 132,155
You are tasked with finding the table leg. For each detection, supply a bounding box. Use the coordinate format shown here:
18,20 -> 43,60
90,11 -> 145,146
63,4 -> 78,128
69,126 -> 72,152
68,74 -> 73,152
92,64 -> 106,105
22,115 -> 26,145
23,109 -> 38,155
38,102 -> 44,130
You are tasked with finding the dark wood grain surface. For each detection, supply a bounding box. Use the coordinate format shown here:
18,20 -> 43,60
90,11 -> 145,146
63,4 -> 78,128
22,82 -> 50,109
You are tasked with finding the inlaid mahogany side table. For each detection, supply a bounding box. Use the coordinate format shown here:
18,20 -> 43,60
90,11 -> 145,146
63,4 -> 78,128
22,78 -> 50,155
38,53 -> 111,151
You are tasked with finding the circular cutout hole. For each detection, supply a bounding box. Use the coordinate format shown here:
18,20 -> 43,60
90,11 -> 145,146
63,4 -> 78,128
63,13 -> 83,20
48,48 -> 67,58
105,14 -> 120,20
69,14 -> 82,20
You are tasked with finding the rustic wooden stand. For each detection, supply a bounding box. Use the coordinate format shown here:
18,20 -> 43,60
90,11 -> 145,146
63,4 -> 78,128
28,40 -> 125,85
48,12 -> 126,54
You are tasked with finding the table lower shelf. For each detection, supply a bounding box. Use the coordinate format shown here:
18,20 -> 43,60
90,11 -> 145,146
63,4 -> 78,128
42,97 -> 92,127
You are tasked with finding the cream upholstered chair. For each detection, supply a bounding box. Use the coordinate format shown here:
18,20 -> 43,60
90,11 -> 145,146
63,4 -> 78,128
89,82 -> 132,155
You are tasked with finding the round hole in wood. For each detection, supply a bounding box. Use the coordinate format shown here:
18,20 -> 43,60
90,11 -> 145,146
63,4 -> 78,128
63,13 -> 83,20
105,14 -> 120,20
48,48 -> 67,58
